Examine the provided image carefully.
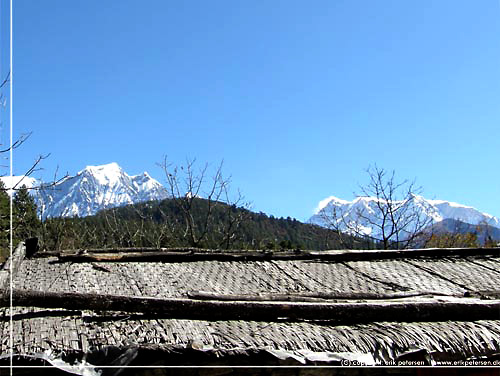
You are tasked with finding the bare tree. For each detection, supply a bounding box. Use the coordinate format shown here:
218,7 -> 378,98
474,219 -> 499,247
320,166 -> 434,250
159,157 -> 251,249
316,205 -> 366,249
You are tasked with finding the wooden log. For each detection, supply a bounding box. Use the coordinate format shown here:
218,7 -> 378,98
1,288 -> 499,323
187,290 -> 463,302
309,247 -> 500,261
36,247 -> 198,258
473,290 -> 500,299
57,250 -> 289,263
60,247 -> 198,254
54,247 -> 500,263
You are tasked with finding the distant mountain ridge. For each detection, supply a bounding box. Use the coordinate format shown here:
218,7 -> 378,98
308,195 -> 500,240
2,163 -> 169,218
427,218 -> 500,244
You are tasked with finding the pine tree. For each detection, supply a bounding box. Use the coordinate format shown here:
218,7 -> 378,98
0,180 -> 10,259
13,184 -> 40,243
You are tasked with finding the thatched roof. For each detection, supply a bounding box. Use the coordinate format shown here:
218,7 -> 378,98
1,242 -> 499,372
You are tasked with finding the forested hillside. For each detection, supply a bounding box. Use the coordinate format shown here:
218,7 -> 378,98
38,197 -> 373,251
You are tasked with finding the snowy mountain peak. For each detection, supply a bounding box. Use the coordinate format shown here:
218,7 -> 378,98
315,196 -> 351,213
78,162 -> 125,185
81,162 -> 122,172
36,163 -> 169,218
0,176 -> 38,196
309,195 -> 500,238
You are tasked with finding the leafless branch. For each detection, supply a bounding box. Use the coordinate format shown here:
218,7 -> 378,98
0,132 -> 31,154
0,73 -> 9,90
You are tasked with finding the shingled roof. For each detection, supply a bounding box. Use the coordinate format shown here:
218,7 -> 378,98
1,242 -> 499,373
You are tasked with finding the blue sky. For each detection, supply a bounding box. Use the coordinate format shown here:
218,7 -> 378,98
3,0 -> 500,221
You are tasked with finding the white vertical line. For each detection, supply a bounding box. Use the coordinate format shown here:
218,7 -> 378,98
9,0 -> 13,373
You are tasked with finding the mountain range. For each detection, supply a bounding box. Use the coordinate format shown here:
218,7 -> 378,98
2,163 -> 499,244
2,163 -> 169,218
308,195 -> 500,242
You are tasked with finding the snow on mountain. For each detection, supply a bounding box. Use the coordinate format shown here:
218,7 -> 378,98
0,175 -> 38,195
308,194 -> 500,239
35,162 -> 169,218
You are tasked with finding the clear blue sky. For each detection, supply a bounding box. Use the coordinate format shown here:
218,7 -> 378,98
3,0 -> 500,221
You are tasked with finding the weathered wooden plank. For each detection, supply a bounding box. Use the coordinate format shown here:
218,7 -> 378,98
2,242 -> 26,272
0,242 -> 26,290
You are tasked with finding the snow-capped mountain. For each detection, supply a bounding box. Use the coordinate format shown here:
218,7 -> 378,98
34,162 -> 169,218
0,175 -> 38,195
308,195 -> 500,239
